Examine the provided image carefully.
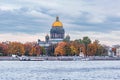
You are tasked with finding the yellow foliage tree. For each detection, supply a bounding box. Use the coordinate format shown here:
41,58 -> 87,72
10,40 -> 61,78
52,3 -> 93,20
70,45 -> 77,55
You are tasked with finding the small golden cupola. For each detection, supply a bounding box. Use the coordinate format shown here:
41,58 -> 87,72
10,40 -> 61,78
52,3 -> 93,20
52,16 -> 63,27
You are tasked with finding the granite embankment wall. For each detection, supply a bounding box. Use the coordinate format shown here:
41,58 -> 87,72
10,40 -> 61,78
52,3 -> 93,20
0,56 -> 120,61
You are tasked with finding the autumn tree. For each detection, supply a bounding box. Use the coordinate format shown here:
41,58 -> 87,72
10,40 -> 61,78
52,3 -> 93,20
55,41 -> 82,56
35,45 -> 41,56
29,46 -> 36,56
70,41 -> 80,56
24,42 -> 33,56
30,45 -> 40,56
54,42 -> 67,56
70,45 -> 77,55
8,42 -> 25,56
55,46 -> 65,56
0,43 -> 8,56
88,43 -> 96,56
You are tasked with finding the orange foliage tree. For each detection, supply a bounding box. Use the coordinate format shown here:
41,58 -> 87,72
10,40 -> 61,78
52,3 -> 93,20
24,42 -> 35,56
30,46 -> 36,56
88,43 -> 97,56
30,45 -> 43,56
55,46 -> 65,56
8,42 -> 25,56
0,43 -> 8,56
54,42 -> 67,56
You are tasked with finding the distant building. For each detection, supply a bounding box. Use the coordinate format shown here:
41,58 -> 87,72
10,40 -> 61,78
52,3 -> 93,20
79,52 -> 84,57
38,16 -> 70,55
108,47 -> 115,57
116,47 -> 120,57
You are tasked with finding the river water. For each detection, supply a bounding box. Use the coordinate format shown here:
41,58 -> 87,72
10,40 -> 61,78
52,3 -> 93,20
0,61 -> 120,80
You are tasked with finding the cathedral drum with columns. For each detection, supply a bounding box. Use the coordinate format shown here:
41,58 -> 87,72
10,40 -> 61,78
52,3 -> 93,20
50,16 -> 65,44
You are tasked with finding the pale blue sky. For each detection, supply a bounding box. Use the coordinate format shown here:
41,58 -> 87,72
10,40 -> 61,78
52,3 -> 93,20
0,0 -> 120,46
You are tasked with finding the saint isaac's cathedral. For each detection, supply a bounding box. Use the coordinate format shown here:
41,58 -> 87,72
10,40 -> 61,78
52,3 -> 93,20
38,16 -> 70,50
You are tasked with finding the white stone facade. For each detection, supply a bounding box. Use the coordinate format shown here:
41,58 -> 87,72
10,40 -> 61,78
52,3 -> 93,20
116,47 -> 120,57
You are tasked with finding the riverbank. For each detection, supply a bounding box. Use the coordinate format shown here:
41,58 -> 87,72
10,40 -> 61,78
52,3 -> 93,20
0,56 -> 120,61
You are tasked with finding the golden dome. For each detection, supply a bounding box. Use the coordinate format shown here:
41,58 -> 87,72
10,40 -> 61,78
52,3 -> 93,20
52,16 -> 63,27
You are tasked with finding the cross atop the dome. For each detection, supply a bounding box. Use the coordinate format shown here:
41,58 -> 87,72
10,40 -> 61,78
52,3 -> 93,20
56,16 -> 59,21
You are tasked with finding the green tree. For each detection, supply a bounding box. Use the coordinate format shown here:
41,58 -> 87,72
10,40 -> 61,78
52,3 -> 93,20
82,36 -> 91,56
75,39 -> 83,44
64,43 -> 71,56
40,47 -> 46,55
63,35 -> 70,42
48,44 -> 57,56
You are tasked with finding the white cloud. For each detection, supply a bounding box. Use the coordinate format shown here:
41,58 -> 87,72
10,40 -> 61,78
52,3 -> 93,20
27,10 -> 53,20
87,14 -> 106,23
0,33 -> 45,43
69,31 -> 120,46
